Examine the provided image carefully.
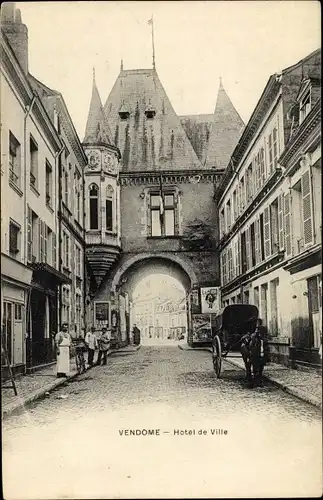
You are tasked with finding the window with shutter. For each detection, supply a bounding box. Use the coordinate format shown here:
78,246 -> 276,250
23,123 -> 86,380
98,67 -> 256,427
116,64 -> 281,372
245,227 -> 250,271
52,233 -> 57,268
254,217 -> 260,264
263,206 -> 271,258
39,219 -> 44,262
284,193 -> 292,256
44,223 -> 48,263
27,206 -> 32,262
259,148 -> 265,185
301,168 -> 314,246
278,194 -> 285,250
270,199 -> 279,253
237,236 -> 241,275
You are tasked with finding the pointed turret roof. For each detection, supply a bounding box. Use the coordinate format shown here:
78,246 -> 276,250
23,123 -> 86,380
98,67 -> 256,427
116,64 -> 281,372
205,79 -> 244,169
83,70 -> 115,146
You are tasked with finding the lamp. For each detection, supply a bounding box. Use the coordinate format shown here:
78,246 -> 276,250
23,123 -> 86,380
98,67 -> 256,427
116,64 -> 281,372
139,192 -> 145,199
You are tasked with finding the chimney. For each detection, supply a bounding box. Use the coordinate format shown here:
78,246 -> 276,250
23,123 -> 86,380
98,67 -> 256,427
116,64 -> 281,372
1,2 -> 29,75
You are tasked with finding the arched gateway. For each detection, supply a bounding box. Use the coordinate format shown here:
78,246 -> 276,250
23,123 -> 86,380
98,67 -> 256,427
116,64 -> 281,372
82,64 -> 244,345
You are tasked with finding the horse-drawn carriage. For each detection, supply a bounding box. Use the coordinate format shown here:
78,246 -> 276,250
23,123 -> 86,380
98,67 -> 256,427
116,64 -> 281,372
212,304 -> 258,378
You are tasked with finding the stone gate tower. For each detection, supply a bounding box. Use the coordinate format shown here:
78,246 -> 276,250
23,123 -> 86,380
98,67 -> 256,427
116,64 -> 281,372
83,63 -> 244,345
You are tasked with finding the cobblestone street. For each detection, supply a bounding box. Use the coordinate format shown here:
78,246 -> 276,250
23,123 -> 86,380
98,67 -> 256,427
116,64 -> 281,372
3,346 -> 322,499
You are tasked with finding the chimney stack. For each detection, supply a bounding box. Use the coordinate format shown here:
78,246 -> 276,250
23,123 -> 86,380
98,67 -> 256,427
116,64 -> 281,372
1,2 -> 29,75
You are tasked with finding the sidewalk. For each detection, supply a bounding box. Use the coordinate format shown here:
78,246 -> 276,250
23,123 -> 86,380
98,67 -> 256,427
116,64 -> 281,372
2,345 -> 141,419
179,344 -> 322,409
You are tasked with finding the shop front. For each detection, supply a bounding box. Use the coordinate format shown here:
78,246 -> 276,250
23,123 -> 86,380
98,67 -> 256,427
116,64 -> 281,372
1,253 -> 33,376
26,263 -> 71,371
285,255 -> 322,367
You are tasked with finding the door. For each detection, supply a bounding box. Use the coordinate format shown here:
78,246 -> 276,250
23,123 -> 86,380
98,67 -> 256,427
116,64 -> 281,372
3,302 -> 13,365
307,275 -> 320,348
13,303 -> 24,365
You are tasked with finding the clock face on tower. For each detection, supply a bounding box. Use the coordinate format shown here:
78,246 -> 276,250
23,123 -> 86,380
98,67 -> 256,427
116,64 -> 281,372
86,150 -> 100,169
103,152 -> 115,173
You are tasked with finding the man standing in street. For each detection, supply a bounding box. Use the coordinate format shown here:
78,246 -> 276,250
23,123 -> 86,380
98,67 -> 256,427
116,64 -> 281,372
85,326 -> 98,368
132,324 -> 141,345
96,327 -> 111,366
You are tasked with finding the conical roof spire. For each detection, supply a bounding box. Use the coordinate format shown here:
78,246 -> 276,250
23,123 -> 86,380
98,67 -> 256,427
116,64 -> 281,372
205,80 -> 244,169
83,69 -> 115,146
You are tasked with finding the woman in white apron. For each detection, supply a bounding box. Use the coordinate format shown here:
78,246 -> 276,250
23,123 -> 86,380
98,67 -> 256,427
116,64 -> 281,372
55,323 -> 71,377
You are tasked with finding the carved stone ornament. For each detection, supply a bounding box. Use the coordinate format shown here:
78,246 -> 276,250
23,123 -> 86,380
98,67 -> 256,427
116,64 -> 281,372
103,152 -> 115,173
86,150 -> 100,169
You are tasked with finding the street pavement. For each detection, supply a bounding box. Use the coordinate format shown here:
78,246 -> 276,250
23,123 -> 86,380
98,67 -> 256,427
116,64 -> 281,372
2,345 -> 322,499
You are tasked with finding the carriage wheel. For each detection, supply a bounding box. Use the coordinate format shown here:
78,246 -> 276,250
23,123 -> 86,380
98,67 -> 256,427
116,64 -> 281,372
212,335 -> 222,378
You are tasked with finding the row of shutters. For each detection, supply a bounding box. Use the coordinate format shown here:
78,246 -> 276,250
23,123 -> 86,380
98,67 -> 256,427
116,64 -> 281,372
221,167 -> 314,285
223,123 -> 280,233
27,206 -> 56,267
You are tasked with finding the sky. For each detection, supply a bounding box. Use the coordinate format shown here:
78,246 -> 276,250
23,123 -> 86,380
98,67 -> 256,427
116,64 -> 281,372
19,1 -> 320,140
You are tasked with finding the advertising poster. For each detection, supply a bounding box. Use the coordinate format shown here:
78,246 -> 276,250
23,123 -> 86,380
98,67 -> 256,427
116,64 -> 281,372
190,287 -> 201,314
192,314 -> 212,342
200,287 -> 221,314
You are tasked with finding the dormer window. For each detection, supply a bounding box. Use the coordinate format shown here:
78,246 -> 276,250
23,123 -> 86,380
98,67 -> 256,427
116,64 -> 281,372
298,81 -> 312,125
119,102 -> 130,120
145,100 -> 156,119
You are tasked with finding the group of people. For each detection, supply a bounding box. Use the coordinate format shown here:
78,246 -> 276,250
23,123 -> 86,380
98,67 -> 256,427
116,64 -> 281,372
54,324 -> 111,378
85,326 -> 111,367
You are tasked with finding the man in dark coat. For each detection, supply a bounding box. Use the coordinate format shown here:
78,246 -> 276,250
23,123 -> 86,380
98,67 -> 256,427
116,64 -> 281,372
250,318 -> 270,387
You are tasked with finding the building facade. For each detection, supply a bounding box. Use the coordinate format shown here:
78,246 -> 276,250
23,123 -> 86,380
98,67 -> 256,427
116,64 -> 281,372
216,49 -> 321,367
1,5 -> 70,372
1,4 -> 88,373
28,75 -> 88,339
83,65 -> 244,345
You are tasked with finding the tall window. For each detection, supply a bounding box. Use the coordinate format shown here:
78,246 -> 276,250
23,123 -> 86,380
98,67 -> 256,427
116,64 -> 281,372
46,161 -> 52,207
62,232 -> 70,269
106,185 -> 113,231
268,128 -> 278,174
250,223 -> 256,267
75,244 -> 82,277
64,170 -> 69,205
299,88 -> 311,124
150,193 -> 175,237
30,136 -> 38,188
9,131 -> 21,188
89,184 -> 99,230
75,170 -> 82,223
9,220 -> 20,258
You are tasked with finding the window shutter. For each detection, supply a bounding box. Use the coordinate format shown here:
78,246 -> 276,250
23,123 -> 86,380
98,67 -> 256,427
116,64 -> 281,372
234,240 -> 238,277
254,217 -> 260,264
260,148 -> 265,185
237,236 -> 241,275
52,233 -> 57,268
245,228 -> 250,271
263,206 -> 271,258
27,206 -> 32,262
38,218 -> 43,261
44,223 -> 48,263
301,168 -> 314,246
284,193 -> 292,256
278,194 -> 285,250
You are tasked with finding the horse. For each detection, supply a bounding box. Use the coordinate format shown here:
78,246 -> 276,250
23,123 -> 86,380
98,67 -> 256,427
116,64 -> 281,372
241,330 -> 269,388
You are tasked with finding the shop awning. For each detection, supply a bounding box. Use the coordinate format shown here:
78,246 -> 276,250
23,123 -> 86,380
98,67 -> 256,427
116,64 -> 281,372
29,262 -> 72,285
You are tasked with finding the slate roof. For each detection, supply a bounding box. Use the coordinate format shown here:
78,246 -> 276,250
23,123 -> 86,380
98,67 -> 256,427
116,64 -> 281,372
204,80 -> 245,170
83,72 -> 115,147
103,68 -> 203,172
179,114 -> 213,163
